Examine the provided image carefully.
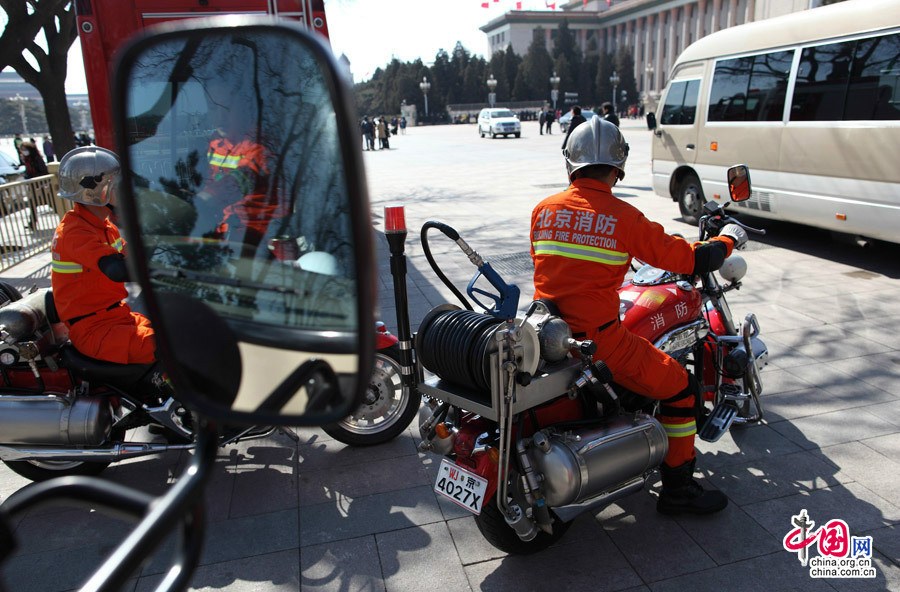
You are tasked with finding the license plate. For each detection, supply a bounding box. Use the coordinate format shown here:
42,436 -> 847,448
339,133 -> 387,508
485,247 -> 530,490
434,458 -> 488,515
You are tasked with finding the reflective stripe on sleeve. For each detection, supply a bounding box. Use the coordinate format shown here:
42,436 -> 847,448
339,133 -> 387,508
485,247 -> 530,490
208,153 -> 241,169
661,420 -> 697,438
51,261 -> 84,274
533,240 -> 630,266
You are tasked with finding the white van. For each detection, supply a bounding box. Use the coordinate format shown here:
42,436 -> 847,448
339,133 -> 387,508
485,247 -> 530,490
648,0 -> 900,244
477,108 -> 521,139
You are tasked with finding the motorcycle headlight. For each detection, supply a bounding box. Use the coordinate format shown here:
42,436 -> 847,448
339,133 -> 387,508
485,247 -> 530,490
719,254 -> 748,283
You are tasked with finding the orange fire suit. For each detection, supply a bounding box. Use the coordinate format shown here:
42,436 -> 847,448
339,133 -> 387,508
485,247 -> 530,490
531,178 -> 734,467
203,137 -> 288,249
51,204 -> 156,364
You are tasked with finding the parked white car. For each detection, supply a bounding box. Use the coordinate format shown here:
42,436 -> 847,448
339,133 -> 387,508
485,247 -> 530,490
477,108 -> 521,139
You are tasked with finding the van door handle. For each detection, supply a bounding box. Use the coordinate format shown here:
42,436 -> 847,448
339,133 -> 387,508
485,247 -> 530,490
686,143 -> 695,150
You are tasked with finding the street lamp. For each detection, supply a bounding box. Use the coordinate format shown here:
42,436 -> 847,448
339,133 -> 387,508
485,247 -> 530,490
486,74 -> 497,108
73,100 -> 90,131
609,71 -> 620,112
645,62 -> 655,94
419,76 -> 431,118
549,71 -> 560,112
10,94 -> 28,135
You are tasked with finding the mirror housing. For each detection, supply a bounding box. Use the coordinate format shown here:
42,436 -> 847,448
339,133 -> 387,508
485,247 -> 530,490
646,112 -> 657,130
111,17 -> 374,426
727,164 -> 752,202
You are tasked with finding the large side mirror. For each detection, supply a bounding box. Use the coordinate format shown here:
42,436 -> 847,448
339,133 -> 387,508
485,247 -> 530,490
646,112 -> 657,130
111,18 -> 374,426
727,164 -> 752,202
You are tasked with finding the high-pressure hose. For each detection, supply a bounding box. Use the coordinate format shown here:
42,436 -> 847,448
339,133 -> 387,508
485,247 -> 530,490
420,221 -> 473,311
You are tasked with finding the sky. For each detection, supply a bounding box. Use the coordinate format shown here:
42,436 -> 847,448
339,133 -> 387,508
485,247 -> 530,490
56,0 -> 557,95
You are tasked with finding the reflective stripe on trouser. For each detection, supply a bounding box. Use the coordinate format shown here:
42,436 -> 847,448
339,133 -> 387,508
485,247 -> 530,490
587,321 -> 696,467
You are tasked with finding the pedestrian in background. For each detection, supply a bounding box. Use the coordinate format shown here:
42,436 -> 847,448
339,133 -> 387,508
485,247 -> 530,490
539,109 -> 546,135
562,105 -> 587,149
13,134 -> 23,164
42,136 -> 55,162
399,116 -> 407,134
18,139 -> 48,231
545,109 -> 555,134
601,102 -> 620,128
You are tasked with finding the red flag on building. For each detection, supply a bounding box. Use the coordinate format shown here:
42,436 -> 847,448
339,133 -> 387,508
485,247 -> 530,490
545,1 -> 556,8
516,1 -> 522,7
481,1 -> 489,6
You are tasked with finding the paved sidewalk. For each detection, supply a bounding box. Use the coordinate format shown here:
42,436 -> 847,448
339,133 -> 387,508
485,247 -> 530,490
1,121 -> 899,591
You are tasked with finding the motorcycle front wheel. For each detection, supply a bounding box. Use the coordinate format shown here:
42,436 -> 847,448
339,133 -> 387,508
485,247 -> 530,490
322,346 -> 421,446
475,496 -> 571,555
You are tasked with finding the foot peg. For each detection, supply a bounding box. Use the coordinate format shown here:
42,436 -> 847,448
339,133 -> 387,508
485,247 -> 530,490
698,400 -> 738,442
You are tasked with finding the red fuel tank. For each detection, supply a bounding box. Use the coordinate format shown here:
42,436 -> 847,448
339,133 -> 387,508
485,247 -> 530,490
618,275 -> 702,344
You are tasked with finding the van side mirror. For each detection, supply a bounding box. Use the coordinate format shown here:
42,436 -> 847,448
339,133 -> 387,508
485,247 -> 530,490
646,112 -> 657,130
727,164 -> 752,202
111,19 -> 374,426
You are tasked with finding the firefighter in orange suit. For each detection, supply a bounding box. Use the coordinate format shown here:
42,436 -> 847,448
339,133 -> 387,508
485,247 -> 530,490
51,146 -> 155,365
531,117 -> 748,515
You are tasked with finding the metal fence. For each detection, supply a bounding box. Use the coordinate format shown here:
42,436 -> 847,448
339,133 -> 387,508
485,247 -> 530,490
0,173 -> 66,273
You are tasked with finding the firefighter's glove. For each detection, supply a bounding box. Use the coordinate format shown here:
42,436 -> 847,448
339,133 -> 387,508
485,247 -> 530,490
719,224 -> 748,250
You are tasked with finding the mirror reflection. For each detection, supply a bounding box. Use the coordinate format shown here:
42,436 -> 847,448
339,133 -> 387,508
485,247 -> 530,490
727,164 -> 752,202
123,32 -> 357,341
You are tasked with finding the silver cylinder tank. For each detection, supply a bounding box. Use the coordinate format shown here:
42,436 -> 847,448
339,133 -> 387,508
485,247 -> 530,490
0,290 -> 50,343
528,414 -> 668,507
0,395 -> 112,446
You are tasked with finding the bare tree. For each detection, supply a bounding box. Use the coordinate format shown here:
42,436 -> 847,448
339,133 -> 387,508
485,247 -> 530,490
0,0 -> 78,155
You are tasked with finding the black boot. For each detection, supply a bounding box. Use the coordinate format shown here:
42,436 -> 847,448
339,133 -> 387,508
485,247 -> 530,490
657,459 -> 728,515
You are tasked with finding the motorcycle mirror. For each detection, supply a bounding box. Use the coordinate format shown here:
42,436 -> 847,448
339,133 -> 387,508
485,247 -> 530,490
727,164 -> 752,202
111,18 -> 374,426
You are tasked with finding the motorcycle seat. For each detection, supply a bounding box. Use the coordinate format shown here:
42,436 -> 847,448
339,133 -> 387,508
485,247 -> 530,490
58,344 -> 156,389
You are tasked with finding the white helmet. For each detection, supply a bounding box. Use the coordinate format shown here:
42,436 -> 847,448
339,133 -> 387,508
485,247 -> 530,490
57,146 -> 120,207
719,254 -> 748,283
562,117 -> 629,182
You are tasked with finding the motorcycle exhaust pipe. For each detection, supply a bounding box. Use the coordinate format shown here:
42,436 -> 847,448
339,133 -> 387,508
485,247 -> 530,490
0,441 -> 194,463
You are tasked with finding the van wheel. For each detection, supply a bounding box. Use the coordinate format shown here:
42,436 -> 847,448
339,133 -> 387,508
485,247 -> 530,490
490,130 -> 495,139
677,173 -> 705,224
480,128 -> 485,138
514,133 -> 521,138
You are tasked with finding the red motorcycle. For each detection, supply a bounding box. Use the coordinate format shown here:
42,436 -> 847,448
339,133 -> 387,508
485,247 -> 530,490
411,165 -> 768,553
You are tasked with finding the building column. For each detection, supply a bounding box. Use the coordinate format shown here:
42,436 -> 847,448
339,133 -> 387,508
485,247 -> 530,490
625,19 -> 634,49
681,2 -> 693,50
667,8 -> 678,76
711,0 -> 722,33
644,13 -> 655,93
654,11 -> 664,90
745,0 -> 756,23
727,0 -> 738,27
696,0 -> 707,40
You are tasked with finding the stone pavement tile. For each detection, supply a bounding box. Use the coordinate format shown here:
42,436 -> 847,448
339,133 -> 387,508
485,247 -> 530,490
596,492 -> 717,583
464,519 -> 643,592
196,453 -> 238,523
811,441 -> 900,508
674,502 -> 782,565
300,536 -> 384,592
829,357 -> 900,398
864,524 -> 899,564
759,335 -> 821,369
781,335 -> 894,365
228,443 -> 299,519
761,388 -> 847,422
746,302 -> 824,334
2,508 -> 133,592
837,316 -> 900,348
299,485 -> 442,547
859,432 -> 900,458
769,408 -> 899,450
377,522 -> 471,592
445,516 -> 507,565
141,508 -> 299,577
298,453 -> 432,507
645,551 -> 835,592
705,450 -> 847,507
766,323 -> 863,348
138,549 -> 299,592
694,423 -> 802,469
296,430 -> 419,472
760,368 -> 816,396
744,482 -> 900,540
781,362 -> 895,401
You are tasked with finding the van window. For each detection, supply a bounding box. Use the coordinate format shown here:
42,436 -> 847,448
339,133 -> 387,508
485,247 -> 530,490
708,50 -> 793,122
660,79 -> 701,125
792,32 -> 900,121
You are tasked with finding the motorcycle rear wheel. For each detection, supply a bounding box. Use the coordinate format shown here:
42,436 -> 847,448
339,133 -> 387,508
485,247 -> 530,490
2,426 -> 126,482
322,346 -> 421,446
3,459 -> 111,482
475,496 -> 571,555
